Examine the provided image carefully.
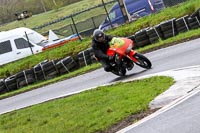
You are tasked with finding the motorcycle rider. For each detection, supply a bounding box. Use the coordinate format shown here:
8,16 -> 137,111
91,29 -> 114,72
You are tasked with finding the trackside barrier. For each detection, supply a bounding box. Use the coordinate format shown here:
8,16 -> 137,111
128,8 -> 200,47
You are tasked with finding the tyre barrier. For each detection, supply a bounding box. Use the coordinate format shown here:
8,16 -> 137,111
4,75 -> 18,91
160,18 -> 177,39
0,79 -> 8,94
41,60 -> 59,80
16,69 -> 36,88
154,24 -> 165,39
33,60 -> 48,81
146,27 -> 158,43
56,56 -> 77,74
134,28 -> 150,47
187,16 -> 200,30
146,26 -> 163,44
191,8 -> 200,20
78,49 -> 92,67
175,15 -> 190,33
146,24 -> 165,44
127,9 -> 200,49
127,34 -> 136,42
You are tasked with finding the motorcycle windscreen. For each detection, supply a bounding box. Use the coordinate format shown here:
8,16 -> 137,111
109,38 -> 132,55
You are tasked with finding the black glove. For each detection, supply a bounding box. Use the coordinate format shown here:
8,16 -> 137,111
108,56 -> 114,61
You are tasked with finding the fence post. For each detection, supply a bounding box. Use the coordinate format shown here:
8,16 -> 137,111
102,0 -> 113,29
70,15 -> 82,41
91,17 -> 97,29
25,31 -> 34,55
116,0 -> 130,23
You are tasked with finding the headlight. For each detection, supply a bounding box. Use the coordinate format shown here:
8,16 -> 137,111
125,44 -> 133,53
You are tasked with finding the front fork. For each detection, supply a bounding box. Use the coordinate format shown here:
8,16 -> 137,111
127,50 -> 139,63
115,54 -> 122,65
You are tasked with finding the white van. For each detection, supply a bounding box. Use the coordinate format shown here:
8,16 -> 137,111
0,27 -> 47,66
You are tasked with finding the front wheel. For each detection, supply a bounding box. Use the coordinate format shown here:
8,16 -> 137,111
133,53 -> 152,69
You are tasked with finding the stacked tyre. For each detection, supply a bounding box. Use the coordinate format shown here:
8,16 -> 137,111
175,15 -> 189,33
154,24 -> 165,39
4,75 -> 18,91
78,49 -> 92,67
191,8 -> 200,20
0,79 -> 8,94
146,25 -> 163,44
127,35 -> 136,42
134,28 -> 150,47
56,56 -> 77,75
16,69 -> 36,88
41,60 -> 59,80
160,18 -> 177,39
33,60 -> 48,81
187,16 -> 200,30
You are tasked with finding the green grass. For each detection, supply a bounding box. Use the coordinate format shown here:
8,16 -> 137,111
0,76 -> 174,133
0,0 -> 113,33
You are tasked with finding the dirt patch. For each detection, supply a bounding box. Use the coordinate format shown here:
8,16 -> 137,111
97,108 -> 159,133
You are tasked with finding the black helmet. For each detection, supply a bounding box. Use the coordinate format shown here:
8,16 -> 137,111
93,29 -> 105,42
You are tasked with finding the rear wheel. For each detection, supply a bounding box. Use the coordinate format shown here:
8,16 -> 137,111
134,53 -> 152,69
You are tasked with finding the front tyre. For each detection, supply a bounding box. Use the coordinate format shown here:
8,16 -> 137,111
134,53 -> 152,69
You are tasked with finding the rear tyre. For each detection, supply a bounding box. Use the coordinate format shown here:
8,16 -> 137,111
134,53 -> 152,69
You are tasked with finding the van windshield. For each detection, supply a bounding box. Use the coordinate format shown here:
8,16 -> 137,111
24,32 -> 47,46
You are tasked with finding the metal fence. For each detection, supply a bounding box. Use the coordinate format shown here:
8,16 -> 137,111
34,0 -> 189,38
51,14 -> 106,37
33,0 -> 115,38
163,0 -> 187,7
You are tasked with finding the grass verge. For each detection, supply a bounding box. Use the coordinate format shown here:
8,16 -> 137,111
0,76 -> 174,133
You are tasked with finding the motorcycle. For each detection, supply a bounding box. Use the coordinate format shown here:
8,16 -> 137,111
107,37 -> 152,76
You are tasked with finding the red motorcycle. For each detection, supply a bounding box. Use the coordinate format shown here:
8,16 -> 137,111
107,37 -> 152,76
